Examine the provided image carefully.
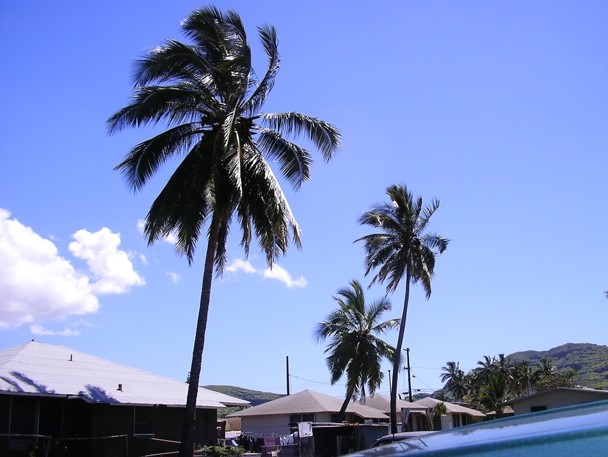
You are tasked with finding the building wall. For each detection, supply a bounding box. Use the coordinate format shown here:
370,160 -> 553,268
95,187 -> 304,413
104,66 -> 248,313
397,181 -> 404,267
241,414 -> 291,435
512,391 -> 608,415
0,394 -> 219,457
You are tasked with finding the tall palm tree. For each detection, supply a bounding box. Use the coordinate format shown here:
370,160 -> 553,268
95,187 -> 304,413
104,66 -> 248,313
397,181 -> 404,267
441,361 -> 466,402
316,280 -> 399,421
357,184 -> 449,433
108,8 -> 340,456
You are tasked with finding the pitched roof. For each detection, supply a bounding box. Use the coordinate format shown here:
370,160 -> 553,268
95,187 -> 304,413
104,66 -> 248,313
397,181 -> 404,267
359,394 -> 430,414
413,397 -> 486,417
0,341 -> 249,409
507,387 -> 608,405
228,389 -> 388,420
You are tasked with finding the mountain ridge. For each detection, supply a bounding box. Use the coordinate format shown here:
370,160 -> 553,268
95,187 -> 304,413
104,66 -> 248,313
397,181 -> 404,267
509,342 -> 608,389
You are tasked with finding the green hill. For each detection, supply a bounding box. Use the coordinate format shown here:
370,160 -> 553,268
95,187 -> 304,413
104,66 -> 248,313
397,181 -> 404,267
204,385 -> 284,417
509,343 -> 608,389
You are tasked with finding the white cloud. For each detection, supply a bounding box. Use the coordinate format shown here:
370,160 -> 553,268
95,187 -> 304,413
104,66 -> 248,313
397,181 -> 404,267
225,258 -> 307,288
30,324 -> 80,336
69,228 -> 145,294
166,272 -> 181,284
263,264 -> 308,288
0,209 -> 144,331
0,209 -> 98,329
226,259 -> 258,274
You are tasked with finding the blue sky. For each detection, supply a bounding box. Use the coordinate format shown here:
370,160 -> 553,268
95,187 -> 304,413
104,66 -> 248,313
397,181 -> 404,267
1,1 -> 607,399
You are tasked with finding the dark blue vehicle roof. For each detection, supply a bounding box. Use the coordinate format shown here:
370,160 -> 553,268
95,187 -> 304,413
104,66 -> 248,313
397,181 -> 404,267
349,399 -> 608,456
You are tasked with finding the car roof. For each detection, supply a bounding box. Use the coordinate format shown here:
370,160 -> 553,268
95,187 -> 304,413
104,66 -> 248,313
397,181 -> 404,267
351,399 -> 608,456
371,431 -> 435,447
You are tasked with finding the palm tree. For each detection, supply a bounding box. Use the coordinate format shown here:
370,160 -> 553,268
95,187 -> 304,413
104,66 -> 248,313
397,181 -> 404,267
108,8 -> 340,456
536,357 -> 556,377
441,361 -> 466,402
495,353 -> 515,385
511,361 -> 535,397
357,184 -> 449,433
473,355 -> 496,384
316,280 -> 399,421
478,372 -> 509,417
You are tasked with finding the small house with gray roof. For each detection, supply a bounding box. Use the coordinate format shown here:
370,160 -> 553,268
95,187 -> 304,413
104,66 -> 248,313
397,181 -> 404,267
228,389 -> 390,454
413,397 -> 486,430
0,341 -> 249,457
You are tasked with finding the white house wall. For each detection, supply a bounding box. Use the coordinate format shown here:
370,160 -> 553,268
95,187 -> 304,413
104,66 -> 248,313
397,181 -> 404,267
242,415 -> 291,435
512,391 -> 608,415
315,412 -> 332,422
441,414 -> 453,430
241,412 -> 335,435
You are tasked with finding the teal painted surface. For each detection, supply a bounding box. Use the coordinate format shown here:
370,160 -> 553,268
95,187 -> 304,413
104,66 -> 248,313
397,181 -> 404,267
350,400 -> 608,456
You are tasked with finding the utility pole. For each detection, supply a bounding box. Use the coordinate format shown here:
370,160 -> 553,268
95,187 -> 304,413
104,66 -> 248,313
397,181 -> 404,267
286,356 -> 290,395
405,348 -> 413,402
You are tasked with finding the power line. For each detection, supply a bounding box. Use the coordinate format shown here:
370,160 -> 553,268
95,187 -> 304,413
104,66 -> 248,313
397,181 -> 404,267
289,373 -> 334,386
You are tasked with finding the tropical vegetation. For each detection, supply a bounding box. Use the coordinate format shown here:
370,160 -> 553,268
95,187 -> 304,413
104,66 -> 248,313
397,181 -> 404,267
357,184 -> 449,433
316,280 -> 400,421
108,7 -> 340,456
441,354 -> 579,416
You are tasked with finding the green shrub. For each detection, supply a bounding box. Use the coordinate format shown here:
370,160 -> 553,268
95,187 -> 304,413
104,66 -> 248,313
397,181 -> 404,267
199,445 -> 245,457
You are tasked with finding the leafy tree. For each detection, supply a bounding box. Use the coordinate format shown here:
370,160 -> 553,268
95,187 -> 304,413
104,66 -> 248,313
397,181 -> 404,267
535,372 -> 573,391
357,184 -> 449,433
108,8 -> 340,456
316,280 -> 399,421
440,361 -> 466,402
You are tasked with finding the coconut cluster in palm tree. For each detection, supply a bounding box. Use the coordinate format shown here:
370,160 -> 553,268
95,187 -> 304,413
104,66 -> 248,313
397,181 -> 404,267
108,7 -> 340,456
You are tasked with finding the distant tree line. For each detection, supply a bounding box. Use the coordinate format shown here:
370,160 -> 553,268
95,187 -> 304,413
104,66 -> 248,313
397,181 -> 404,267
440,355 -> 577,416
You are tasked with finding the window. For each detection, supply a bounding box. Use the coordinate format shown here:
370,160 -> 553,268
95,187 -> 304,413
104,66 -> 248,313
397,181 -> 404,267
530,406 -> 547,413
134,407 -> 154,435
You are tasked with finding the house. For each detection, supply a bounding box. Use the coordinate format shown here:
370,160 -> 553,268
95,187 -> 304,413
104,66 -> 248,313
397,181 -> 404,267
413,397 -> 485,430
228,389 -> 388,435
227,389 -> 390,454
0,341 -> 249,457
507,387 -> 608,415
359,394 -> 432,431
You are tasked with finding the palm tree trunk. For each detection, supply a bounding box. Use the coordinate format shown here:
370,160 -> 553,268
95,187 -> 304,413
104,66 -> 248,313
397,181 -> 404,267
179,215 -> 221,457
390,270 -> 411,434
338,386 -> 356,422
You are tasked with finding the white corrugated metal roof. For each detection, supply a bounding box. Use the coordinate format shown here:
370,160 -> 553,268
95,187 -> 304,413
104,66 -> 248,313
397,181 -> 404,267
0,341 -> 249,409
228,389 -> 388,420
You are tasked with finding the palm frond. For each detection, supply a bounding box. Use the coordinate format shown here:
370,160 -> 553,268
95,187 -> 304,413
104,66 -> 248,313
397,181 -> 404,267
133,40 -> 212,87
236,150 -> 301,266
261,112 -> 341,160
244,25 -> 279,115
114,123 -> 199,191
143,142 -> 214,263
